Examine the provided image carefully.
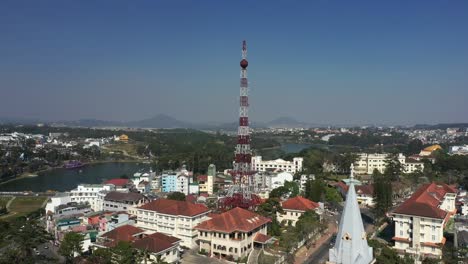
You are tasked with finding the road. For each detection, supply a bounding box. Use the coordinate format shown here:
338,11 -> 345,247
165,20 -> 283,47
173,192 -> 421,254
304,235 -> 334,264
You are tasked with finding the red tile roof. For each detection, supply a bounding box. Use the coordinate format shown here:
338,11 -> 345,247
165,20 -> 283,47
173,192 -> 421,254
335,182 -> 374,196
100,225 -> 144,247
254,233 -> 273,244
195,207 -> 271,233
104,178 -> 130,187
198,175 -> 208,182
355,185 -> 374,196
393,182 -> 457,219
186,194 -> 197,204
132,232 -> 180,254
138,198 -> 209,217
281,196 -> 319,212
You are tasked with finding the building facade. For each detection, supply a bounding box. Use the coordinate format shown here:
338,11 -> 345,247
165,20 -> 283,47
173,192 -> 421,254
70,184 -> 115,211
103,191 -> 149,215
277,196 -> 320,226
251,156 -> 303,173
135,199 -> 210,248
195,207 -> 271,260
392,183 -> 457,259
354,153 -> 424,175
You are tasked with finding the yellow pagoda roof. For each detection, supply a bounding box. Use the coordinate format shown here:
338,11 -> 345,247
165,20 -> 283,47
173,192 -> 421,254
422,144 -> 442,152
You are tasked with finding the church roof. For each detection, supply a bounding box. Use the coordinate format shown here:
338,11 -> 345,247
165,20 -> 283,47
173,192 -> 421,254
329,164 -> 374,264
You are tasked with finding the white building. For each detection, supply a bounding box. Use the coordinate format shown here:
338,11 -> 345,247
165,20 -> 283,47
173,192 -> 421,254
354,153 -> 424,175
136,198 -> 210,248
277,196 -> 320,226
392,183 -> 457,259
449,145 -> 468,155
253,171 -> 294,191
298,174 -> 315,192
251,156 -> 303,173
103,191 -> 149,215
45,192 -> 72,214
70,184 -> 115,211
269,171 -> 294,189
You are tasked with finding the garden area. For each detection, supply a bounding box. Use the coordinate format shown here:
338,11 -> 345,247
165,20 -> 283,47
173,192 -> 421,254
0,196 -> 47,220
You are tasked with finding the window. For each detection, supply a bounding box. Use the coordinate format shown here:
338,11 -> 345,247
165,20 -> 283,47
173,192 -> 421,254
400,230 -> 403,236
432,235 -> 435,241
432,226 -> 435,232
431,247 -> 435,252
400,222 -> 403,227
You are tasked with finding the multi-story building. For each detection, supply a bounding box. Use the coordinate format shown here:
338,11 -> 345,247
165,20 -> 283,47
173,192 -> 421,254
253,171 -> 294,191
135,199 -> 210,248
161,168 -> 193,195
251,156 -> 303,173
198,164 -> 216,195
102,191 -> 149,215
277,196 -> 320,226
195,207 -> 272,260
70,184 -> 115,211
354,153 -> 424,175
392,183 -> 457,259
46,192 -> 72,214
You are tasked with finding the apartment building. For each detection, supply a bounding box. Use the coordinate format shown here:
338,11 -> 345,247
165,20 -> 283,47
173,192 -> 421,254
195,207 -> 272,260
135,199 -> 210,248
277,196 -> 320,226
102,191 -> 149,215
392,183 -> 457,259
69,184 -> 115,211
354,153 -> 424,175
161,168 -> 193,195
251,156 -> 303,173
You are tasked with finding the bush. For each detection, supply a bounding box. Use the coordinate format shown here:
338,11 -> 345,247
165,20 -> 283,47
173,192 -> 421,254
199,249 -> 208,256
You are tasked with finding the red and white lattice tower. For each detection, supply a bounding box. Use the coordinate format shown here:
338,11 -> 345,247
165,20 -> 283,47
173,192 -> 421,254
220,40 -> 260,210
234,40 -> 252,186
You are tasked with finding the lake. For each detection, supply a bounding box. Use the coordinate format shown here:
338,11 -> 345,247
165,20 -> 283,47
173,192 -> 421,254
0,162 -> 150,192
281,143 -> 312,153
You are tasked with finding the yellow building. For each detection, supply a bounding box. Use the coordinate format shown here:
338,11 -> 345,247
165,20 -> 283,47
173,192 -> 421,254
119,134 -> 129,143
419,144 -> 442,156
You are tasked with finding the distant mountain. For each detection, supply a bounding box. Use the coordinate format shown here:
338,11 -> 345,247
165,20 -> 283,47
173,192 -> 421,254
413,123 -> 468,130
1,114 -> 333,129
0,117 -> 41,125
127,114 -> 192,129
59,119 -> 123,127
266,116 -> 310,128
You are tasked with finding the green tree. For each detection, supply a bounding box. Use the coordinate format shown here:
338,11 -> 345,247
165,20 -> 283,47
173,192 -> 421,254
257,198 -> 284,236
166,191 -> 186,201
10,218 -> 53,260
269,186 -> 289,199
88,247 -> 113,264
283,181 -> 300,197
406,139 -> 423,155
304,179 -> 325,202
325,186 -> 343,203
59,232 -> 84,263
384,153 -> 403,180
111,241 -> 140,264
372,169 -> 392,219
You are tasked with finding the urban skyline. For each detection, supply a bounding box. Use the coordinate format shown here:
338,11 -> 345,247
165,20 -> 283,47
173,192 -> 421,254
1,1 -> 468,125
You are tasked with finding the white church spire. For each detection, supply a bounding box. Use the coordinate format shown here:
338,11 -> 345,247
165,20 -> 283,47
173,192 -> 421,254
328,164 -> 374,264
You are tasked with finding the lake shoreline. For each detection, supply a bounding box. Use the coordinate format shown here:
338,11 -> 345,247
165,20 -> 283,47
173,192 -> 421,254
0,159 -> 145,186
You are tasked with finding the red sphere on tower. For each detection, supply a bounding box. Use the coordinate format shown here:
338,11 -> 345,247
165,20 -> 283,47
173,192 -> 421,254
240,59 -> 248,68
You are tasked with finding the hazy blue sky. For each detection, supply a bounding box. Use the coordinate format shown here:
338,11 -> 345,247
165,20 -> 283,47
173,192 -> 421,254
1,0 -> 467,125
